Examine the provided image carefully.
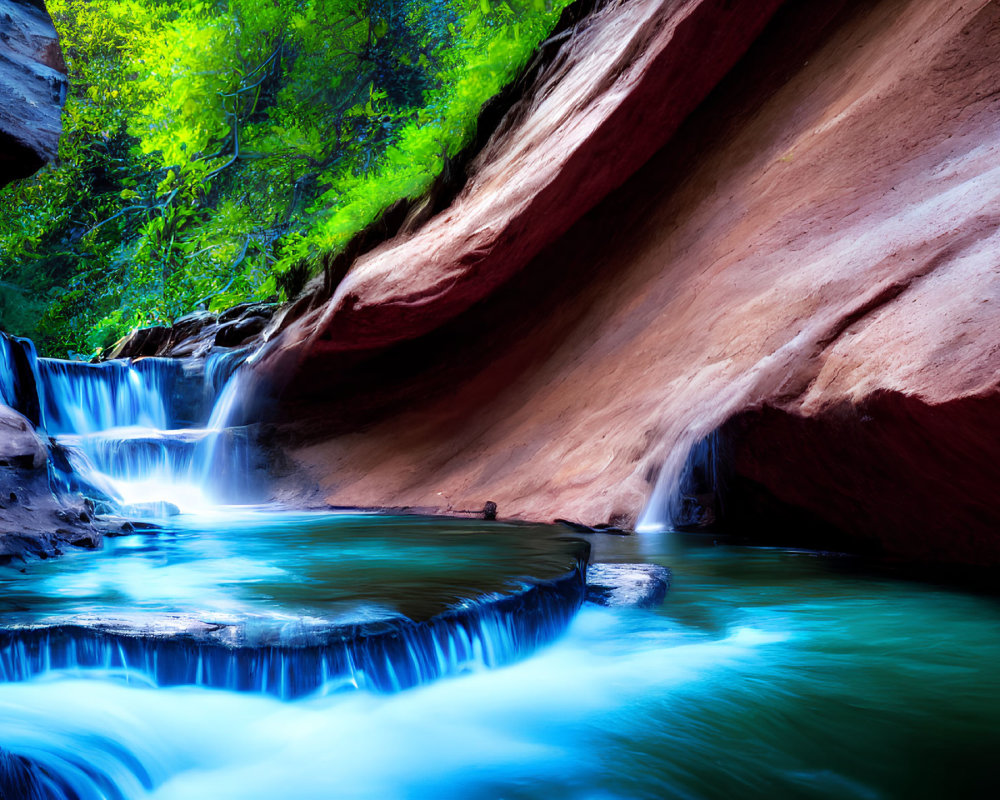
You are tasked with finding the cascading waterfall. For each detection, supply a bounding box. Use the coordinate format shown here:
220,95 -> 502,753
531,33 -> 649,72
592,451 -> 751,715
0,567 -> 586,699
36,358 -> 179,434
0,333 -> 258,515
0,334 -> 599,799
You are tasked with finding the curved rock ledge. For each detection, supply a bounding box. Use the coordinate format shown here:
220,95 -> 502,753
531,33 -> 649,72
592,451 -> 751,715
0,559 -> 588,699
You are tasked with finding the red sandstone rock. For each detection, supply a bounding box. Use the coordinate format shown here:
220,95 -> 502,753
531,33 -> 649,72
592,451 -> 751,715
272,0 -> 1000,565
275,0 -> 785,363
0,404 -> 100,560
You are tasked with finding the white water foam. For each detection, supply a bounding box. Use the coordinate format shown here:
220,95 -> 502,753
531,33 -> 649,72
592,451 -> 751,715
0,609 -> 786,799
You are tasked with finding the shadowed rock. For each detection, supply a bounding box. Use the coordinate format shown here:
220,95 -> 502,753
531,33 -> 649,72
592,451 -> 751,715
0,0 -> 67,187
585,563 -> 671,609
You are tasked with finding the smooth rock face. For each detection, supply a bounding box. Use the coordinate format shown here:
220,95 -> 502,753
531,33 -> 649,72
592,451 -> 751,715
269,0 -> 1000,564
266,0 -> 785,366
585,563 -> 670,609
0,0 -> 67,187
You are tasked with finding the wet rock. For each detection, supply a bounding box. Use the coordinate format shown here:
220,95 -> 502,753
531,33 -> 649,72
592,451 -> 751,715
0,0 -> 68,187
106,325 -> 171,359
218,302 -> 277,325
0,404 -> 46,470
585,563 -> 671,609
215,315 -> 269,348
483,500 -> 497,520
165,310 -> 218,357
0,404 -> 102,560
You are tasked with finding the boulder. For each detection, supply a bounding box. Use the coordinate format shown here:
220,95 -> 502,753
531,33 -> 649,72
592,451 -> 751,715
105,325 -> 171,359
585,563 -> 671,609
0,404 -> 101,561
0,402 -> 45,469
165,310 -> 218,357
215,314 -> 269,348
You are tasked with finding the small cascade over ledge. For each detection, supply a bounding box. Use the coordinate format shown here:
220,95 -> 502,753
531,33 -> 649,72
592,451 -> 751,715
637,431 -> 723,533
0,563 -> 587,699
0,333 -> 264,516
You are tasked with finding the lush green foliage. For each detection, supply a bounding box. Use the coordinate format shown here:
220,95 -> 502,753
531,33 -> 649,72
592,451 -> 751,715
0,0 -> 569,356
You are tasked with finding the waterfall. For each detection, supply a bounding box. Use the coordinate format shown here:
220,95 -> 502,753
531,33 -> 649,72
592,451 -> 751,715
36,358 -> 179,435
0,333 -> 260,516
0,333 -> 41,425
0,565 -> 586,699
636,430 -> 722,532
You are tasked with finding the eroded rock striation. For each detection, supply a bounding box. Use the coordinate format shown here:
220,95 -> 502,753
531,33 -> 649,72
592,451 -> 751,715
259,0 -> 1000,565
0,0 -> 67,187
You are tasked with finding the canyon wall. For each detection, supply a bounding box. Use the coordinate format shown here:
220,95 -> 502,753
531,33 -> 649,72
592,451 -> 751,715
0,0 -> 66,187
269,0 -> 1000,565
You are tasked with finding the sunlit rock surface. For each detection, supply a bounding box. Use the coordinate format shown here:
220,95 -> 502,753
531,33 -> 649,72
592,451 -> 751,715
268,0 -> 1000,563
0,0 -> 66,187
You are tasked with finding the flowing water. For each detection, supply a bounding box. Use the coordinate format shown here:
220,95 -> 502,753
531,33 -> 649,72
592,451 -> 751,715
0,336 -> 998,797
0,334 -> 257,514
1,526 -> 999,798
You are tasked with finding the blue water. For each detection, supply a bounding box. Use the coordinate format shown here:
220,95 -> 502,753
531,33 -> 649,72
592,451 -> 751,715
1,525 -> 999,798
1,335 -> 998,797
0,333 -> 256,513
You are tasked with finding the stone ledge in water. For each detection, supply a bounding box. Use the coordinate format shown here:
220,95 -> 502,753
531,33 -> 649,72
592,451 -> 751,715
0,564 -> 588,698
585,563 -> 671,609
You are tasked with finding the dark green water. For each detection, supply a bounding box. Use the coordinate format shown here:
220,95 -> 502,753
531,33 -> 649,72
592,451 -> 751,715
0,511 -> 585,625
1,517 -> 998,798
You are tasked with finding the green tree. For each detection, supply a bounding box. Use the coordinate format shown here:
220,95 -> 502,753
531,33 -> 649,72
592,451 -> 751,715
0,0 -> 569,356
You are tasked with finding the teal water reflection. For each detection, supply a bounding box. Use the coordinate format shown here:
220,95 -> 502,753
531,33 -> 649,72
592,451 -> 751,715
1,520 -> 999,798
0,512 -> 585,625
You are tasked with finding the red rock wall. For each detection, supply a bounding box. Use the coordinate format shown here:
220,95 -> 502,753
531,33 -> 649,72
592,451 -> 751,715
276,0 -> 786,360
272,0 -> 1000,564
